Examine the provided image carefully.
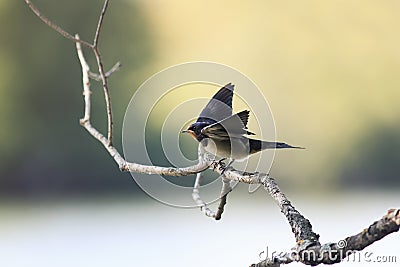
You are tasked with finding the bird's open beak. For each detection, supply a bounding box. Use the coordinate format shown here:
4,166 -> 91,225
181,130 -> 188,134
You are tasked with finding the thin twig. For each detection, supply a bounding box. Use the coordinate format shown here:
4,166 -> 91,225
25,0 -> 114,145
75,35 -> 91,123
24,0 -> 92,48
89,62 -> 121,81
191,146 -> 217,218
192,171 -> 216,218
91,0 -> 113,145
191,147 -> 232,220
191,172 -> 233,220
93,0 -> 110,46
76,34 -> 210,176
93,47 -> 113,145
215,178 -> 232,220
79,90 -> 210,176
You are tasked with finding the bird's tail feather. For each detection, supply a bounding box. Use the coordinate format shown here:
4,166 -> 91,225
249,139 -> 304,153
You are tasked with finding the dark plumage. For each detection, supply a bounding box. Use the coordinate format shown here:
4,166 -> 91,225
182,83 -> 303,163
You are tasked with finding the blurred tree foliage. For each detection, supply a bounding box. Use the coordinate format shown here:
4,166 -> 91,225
0,1 -> 153,197
339,123 -> 400,188
1,1 -> 398,199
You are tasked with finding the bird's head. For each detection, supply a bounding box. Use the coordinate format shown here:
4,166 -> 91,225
181,122 -> 205,141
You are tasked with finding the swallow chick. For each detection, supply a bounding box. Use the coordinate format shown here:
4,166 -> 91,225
182,83 -> 303,169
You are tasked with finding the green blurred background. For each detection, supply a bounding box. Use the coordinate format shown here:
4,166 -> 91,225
1,0 -> 399,197
0,1 -> 399,266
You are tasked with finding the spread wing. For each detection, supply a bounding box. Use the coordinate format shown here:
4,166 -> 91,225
196,83 -> 234,124
237,110 -> 250,128
201,110 -> 255,140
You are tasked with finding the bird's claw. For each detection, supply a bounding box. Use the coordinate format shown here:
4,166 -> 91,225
220,159 -> 234,175
219,159 -> 230,175
220,166 -> 228,175
212,158 -> 226,171
218,158 -> 226,165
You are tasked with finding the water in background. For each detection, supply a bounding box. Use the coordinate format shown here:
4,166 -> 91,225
1,190 -> 398,267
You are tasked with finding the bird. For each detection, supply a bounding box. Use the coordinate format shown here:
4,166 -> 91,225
181,83 -> 303,168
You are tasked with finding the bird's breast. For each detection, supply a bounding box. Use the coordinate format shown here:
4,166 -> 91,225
200,137 -> 250,160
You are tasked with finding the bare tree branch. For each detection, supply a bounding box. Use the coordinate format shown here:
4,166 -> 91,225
262,176 -> 319,243
24,0 -> 92,48
75,35 -> 211,176
212,162 -> 263,184
252,209 -> 400,266
212,164 -> 400,265
25,0 -> 114,144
